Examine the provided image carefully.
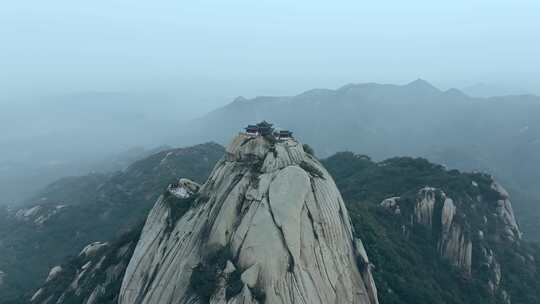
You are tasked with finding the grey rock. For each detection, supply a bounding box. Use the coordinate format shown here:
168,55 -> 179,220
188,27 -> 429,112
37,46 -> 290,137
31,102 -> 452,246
119,134 -> 378,304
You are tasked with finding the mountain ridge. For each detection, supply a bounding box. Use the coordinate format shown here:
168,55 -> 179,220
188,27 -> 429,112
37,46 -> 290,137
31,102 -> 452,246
27,141 -> 540,304
0,143 -> 225,303
177,80 -> 540,241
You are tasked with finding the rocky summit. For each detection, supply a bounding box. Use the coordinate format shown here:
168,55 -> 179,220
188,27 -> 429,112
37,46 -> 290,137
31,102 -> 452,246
119,133 -> 379,304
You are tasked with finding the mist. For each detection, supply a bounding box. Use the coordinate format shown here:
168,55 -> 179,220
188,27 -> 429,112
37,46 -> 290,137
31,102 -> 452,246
3,2 -> 540,303
1,0 -> 540,205
2,0 -> 540,100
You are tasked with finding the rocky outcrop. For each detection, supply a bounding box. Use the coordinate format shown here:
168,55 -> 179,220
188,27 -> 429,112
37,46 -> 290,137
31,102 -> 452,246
167,178 -> 201,199
380,180 -> 522,302
382,188 -> 474,273
29,227 -> 141,304
415,187 -> 437,226
80,242 -> 109,258
0,270 -> 5,287
354,238 -> 379,304
45,266 -> 63,283
436,194 -> 473,274
119,134 -> 378,304
491,182 -> 521,242
380,197 -> 400,215
15,204 -> 69,226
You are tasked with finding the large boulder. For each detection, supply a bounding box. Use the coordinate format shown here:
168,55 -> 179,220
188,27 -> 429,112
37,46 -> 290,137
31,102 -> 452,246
119,133 -> 379,304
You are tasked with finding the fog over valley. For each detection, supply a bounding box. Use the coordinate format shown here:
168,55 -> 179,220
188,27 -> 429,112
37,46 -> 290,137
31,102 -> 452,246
2,1 -> 540,205
1,1 -> 540,304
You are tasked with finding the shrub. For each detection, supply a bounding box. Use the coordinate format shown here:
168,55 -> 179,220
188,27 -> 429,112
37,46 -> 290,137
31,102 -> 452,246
189,247 -> 233,301
299,161 -> 324,179
303,144 -> 315,156
225,270 -> 243,300
163,192 -> 199,227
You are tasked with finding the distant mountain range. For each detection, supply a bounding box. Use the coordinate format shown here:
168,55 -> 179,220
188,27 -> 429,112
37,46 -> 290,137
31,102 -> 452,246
462,83 -> 531,98
0,91 -> 187,206
4,79 -> 540,303
177,79 -> 540,240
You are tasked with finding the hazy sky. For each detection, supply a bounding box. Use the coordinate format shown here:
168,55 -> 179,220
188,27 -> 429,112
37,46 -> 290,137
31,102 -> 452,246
2,0 -> 540,114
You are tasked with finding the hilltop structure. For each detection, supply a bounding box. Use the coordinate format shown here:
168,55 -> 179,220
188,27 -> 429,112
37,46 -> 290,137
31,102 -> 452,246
244,121 -> 293,140
119,132 -> 378,304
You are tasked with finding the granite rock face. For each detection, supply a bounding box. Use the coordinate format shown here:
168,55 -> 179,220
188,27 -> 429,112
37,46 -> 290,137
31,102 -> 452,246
490,181 -> 521,242
380,181 -> 522,303
119,134 -> 379,304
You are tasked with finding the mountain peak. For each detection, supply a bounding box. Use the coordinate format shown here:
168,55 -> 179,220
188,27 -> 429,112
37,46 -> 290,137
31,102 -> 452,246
232,96 -> 248,103
226,133 -> 304,172
444,88 -> 468,98
119,130 -> 379,304
404,78 -> 440,93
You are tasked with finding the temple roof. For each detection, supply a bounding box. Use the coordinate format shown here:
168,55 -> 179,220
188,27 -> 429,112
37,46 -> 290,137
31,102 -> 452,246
257,120 -> 273,128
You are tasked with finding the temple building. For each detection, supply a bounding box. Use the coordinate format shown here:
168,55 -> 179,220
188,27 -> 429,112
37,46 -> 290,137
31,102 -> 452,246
245,124 -> 259,136
256,121 -> 274,136
275,130 -> 293,139
244,121 -> 293,140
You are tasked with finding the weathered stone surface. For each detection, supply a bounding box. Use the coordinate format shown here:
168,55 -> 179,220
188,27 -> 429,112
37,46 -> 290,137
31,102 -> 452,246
167,178 -> 201,198
79,242 -> 108,258
415,187 -> 437,226
491,182 -> 521,242
439,224 -> 473,273
46,266 -> 63,283
0,270 -> 5,287
355,238 -> 378,304
380,197 -> 401,215
379,180 -> 522,299
119,134 -> 378,304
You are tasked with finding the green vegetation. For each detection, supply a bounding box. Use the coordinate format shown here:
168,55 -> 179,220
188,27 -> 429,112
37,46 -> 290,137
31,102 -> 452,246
323,152 -> 540,304
189,245 -> 249,302
190,247 -> 234,302
349,203 -> 493,304
299,161 -> 325,179
302,143 -> 315,156
29,223 -> 144,304
225,270 -> 243,300
10,146 -> 540,304
0,143 -> 225,304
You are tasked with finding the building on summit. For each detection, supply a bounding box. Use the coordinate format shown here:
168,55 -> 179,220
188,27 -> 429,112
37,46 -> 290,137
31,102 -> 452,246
243,121 -> 293,140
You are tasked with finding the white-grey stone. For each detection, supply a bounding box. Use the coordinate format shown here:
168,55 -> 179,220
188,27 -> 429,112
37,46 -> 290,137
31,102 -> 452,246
240,264 -> 259,288
415,187 -> 437,226
380,197 -> 401,215
119,134 -> 379,304
0,270 -> 5,286
79,242 -> 108,258
224,261 -> 237,275
46,266 -> 63,283
168,179 -> 201,199
491,182 -> 521,241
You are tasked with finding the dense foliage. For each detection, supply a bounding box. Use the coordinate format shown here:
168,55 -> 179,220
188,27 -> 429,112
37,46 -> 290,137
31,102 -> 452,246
0,143 -> 224,304
189,246 -> 249,302
190,247 -> 234,301
29,223 -> 144,304
8,147 -> 540,304
323,152 -> 540,304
